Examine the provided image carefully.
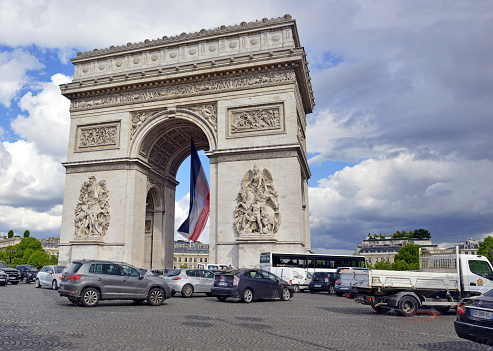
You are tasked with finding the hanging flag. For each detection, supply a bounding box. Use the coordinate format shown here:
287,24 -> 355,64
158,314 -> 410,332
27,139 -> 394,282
178,139 -> 210,243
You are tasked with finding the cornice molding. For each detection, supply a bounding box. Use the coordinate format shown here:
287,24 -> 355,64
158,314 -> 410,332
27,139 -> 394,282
73,15 -> 297,61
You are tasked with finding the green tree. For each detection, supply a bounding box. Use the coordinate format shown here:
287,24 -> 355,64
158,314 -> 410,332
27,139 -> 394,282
23,230 -> 30,238
394,243 -> 420,266
7,230 -> 14,238
27,251 -> 51,269
478,236 -> 493,263
179,264 -> 189,268
412,228 -> 431,239
49,255 -> 59,265
0,251 -> 8,262
374,261 -> 393,270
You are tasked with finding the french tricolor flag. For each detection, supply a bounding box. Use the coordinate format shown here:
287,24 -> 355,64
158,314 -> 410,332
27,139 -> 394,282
178,139 -> 210,243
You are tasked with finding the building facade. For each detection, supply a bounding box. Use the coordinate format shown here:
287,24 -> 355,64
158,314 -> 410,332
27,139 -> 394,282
457,239 -> 480,255
173,240 -> 209,269
355,236 -> 437,265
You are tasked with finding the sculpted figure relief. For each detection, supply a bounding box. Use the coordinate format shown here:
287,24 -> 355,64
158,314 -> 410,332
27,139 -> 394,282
74,176 -> 111,238
235,165 -> 280,235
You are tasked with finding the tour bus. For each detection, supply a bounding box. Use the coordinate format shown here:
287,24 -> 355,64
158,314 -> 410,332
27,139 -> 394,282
259,252 -> 366,274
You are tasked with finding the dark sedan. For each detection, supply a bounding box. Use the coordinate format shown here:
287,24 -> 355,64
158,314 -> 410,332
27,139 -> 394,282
455,289 -> 493,346
211,268 -> 293,303
309,272 -> 338,294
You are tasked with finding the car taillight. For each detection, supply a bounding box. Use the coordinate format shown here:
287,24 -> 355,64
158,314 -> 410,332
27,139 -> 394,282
61,275 -> 66,280
457,303 -> 465,315
68,275 -> 81,280
172,277 -> 182,280
289,280 -> 292,284
335,280 -> 339,285
324,278 -> 328,282
233,276 -> 239,286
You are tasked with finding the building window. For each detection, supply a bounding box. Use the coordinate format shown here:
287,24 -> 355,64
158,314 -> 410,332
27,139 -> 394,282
200,258 -> 203,262
205,258 -> 208,262
178,258 -> 181,262
194,258 -> 197,262
185,257 -> 187,262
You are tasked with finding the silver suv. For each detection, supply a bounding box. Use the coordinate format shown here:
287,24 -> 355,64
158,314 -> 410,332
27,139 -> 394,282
58,260 -> 171,307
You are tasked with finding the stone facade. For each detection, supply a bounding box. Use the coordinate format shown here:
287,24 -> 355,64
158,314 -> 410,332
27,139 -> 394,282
58,15 -> 313,269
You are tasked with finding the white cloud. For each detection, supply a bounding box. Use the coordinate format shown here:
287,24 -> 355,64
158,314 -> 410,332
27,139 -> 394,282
0,49 -> 43,107
12,73 -> 71,159
309,153 -> 493,250
0,205 -> 61,237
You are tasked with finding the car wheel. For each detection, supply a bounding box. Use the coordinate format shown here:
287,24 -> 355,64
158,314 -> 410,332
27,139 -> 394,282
241,288 -> 254,303
181,284 -> 193,298
35,279 -> 41,288
309,289 -> 315,294
148,287 -> 164,306
81,288 -> 100,307
328,285 -> 336,295
293,285 -> 299,293
23,276 -> 30,284
281,288 -> 291,301
217,296 -> 227,302
397,296 -> 419,317
52,280 -> 58,290
68,297 -> 81,305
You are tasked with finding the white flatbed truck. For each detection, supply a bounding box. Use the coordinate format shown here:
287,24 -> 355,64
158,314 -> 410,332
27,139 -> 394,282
340,248 -> 493,316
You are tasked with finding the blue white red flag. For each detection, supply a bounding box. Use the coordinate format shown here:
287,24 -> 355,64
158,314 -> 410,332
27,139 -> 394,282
178,139 -> 210,243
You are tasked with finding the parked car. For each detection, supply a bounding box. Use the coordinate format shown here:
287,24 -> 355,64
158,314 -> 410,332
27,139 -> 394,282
36,265 -> 66,290
309,272 -> 339,294
15,265 -> 38,283
58,259 -> 171,307
0,260 -> 20,285
0,270 -> 7,286
455,289 -> 493,346
211,268 -> 293,303
164,268 -> 215,297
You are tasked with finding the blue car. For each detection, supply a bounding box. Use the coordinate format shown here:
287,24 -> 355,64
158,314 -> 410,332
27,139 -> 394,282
211,268 -> 293,303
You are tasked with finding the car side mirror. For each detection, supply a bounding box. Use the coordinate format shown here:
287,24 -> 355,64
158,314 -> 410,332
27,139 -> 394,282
139,274 -> 145,280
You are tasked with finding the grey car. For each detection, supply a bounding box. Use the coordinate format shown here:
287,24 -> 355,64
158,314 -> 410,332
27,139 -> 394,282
164,269 -> 215,297
58,260 -> 171,307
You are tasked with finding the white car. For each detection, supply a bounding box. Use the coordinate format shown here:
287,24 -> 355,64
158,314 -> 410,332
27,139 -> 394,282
35,265 -> 66,290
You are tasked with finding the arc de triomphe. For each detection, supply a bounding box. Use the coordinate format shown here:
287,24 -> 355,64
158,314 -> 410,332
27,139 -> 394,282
58,15 -> 314,269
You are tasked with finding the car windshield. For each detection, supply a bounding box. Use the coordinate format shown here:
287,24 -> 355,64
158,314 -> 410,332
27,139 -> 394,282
483,289 -> 493,297
0,261 -> 11,268
54,267 -> 65,274
167,269 -> 181,277
25,265 -> 38,271
65,263 -> 83,274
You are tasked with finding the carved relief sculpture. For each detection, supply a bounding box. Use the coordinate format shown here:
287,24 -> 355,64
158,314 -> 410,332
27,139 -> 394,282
234,165 -> 281,235
74,176 -> 111,238
77,122 -> 120,150
231,106 -> 281,134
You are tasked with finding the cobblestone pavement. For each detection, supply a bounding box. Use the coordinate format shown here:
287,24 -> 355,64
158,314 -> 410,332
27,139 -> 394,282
0,283 -> 490,351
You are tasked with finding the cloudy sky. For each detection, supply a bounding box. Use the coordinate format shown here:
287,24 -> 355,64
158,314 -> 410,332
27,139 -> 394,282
1,0 -> 492,254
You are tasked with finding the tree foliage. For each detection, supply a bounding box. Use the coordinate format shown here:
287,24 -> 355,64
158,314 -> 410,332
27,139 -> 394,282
27,251 -> 51,268
7,230 -> 14,238
2,237 -> 54,269
390,228 -> 431,239
478,236 -> 493,263
23,230 -> 30,238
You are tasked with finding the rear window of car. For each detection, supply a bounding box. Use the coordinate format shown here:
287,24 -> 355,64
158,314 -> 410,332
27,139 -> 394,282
65,263 -> 83,274
54,267 -> 65,274
312,272 -> 327,278
167,269 -> 181,277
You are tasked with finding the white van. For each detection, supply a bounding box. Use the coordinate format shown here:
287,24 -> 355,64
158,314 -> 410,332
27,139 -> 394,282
269,267 -> 312,293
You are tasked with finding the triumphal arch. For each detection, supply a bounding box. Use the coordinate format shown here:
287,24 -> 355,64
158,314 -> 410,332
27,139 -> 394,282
58,15 -> 314,269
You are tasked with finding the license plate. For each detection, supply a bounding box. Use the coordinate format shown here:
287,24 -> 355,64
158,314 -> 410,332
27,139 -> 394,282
218,282 -> 227,286
472,309 -> 493,320
9,276 -> 16,280
314,284 -> 321,287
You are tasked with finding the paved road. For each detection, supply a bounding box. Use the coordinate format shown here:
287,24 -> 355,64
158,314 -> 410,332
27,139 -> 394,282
0,283 -> 490,351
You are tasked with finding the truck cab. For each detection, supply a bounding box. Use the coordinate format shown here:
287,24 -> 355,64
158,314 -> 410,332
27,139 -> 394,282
460,255 -> 493,295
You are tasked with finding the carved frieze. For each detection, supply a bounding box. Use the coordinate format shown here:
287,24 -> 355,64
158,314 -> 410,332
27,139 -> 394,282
186,104 -> 217,131
130,103 -> 217,139
70,70 -> 296,110
228,103 -> 284,137
234,165 -> 281,235
76,122 -> 120,151
74,176 -> 111,238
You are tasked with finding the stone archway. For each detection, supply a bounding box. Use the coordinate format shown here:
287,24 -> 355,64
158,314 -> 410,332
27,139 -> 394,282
58,15 -> 314,268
